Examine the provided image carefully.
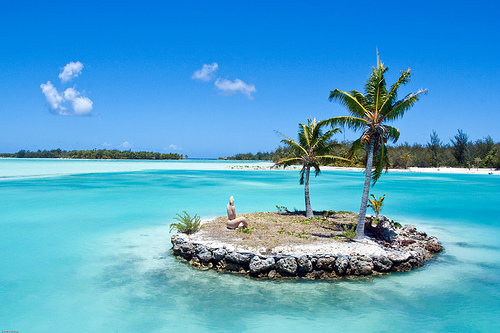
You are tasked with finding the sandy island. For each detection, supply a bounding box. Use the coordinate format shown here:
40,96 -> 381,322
171,211 -> 443,280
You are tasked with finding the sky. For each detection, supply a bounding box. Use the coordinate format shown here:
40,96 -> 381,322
1,1 -> 499,158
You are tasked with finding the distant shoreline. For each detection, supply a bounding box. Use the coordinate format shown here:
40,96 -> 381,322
230,164 -> 500,175
321,166 -> 500,175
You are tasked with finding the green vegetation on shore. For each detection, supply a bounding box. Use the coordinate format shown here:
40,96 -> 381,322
221,133 -> 500,170
0,149 -> 184,160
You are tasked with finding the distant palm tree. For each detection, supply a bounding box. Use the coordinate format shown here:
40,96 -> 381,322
326,52 -> 427,239
275,118 -> 347,218
402,153 -> 412,169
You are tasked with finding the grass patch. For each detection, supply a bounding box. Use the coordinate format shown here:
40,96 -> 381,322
199,211 -> 359,250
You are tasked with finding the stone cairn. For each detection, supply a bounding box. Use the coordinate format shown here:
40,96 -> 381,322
171,215 -> 443,280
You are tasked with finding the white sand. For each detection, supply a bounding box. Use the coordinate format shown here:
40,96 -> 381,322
273,165 -> 500,175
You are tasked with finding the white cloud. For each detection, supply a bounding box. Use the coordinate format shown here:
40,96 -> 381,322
63,88 -> 93,116
40,82 -> 93,116
192,62 -> 218,81
101,142 -> 113,147
167,144 -> 181,151
120,141 -> 133,149
40,81 -> 67,115
59,61 -> 84,83
214,78 -> 256,99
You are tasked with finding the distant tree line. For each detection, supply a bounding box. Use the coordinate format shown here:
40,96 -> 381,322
0,149 -> 184,160
220,129 -> 500,170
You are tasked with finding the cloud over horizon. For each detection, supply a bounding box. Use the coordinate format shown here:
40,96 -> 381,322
59,61 -> 84,83
192,62 -> 218,81
192,63 -> 256,99
214,78 -> 256,99
41,61 -> 93,116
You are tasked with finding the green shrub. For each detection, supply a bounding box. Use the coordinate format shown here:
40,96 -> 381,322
341,224 -> 357,240
170,211 -> 202,235
236,227 -> 252,234
276,205 -> 289,213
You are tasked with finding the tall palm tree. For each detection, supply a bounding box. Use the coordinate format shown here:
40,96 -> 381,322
275,118 -> 347,218
326,53 -> 427,239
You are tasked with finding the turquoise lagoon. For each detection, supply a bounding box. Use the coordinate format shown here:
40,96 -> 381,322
1,159 -> 499,332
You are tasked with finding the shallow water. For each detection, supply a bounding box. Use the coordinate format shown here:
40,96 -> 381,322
1,159 -> 499,332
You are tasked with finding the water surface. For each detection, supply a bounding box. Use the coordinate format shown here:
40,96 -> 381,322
1,159 -> 498,332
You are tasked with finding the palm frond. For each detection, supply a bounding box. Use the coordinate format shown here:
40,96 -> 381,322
298,122 -> 312,152
275,130 -> 308,156
364,64 -> 388,110
383,89 -> 428,122
383,125 -> 400,143
316,155 -> 350,166
299,165 -> 307,184
348,138 -> 365,159
371,144 -> 389,185
328,89 -> 368,117
379,69 -> 412,115
323,116 -> 367,132
274,156 -> 303,167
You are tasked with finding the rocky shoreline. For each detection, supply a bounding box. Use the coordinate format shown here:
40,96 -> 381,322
170,216 -> 443,280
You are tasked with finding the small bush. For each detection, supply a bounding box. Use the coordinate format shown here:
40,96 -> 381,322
236,227 -> 252,234
391,221 -> 403,229
276,205 -> 289,213
341,224 -> 357,240
170,211 -> 202,235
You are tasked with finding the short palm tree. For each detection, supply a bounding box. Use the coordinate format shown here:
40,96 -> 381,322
275,118 -> 347,218
326,53 -> 427,239
367,193 -> 385,217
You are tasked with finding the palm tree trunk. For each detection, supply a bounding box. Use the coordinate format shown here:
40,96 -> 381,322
355,140 -> 375,240
304,165 -> 313,218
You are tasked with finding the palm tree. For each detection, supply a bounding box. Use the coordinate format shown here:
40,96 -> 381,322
275,118 -> 347,218
326,53 -> 427,239
402,153 -> 412,169
367,193 -> 385,217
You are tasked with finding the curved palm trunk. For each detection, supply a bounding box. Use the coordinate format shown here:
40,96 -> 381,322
355,140 -> 375,240
304,165 -> 313,218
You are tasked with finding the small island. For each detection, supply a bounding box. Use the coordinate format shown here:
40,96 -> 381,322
171,211 -> 443,280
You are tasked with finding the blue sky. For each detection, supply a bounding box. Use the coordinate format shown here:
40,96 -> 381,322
1,1 -> 499,158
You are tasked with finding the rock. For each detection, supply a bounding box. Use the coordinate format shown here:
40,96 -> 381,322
189,257 -> 201,268
249,256 -> 275,274
224,260 -> 243,272
315,256 -> 335,272
399,237 -> 416,247
226,252 -> 251,264
296,255 -> 313,273
409,247 -> 426,262
372,256 -> 393,272
377,220 -> 398,243
387,251 -> 411,263
276,257 -> 298,276
179,242 -> 196,259
194,244 -> 206,254
334,254 -> 349,276
392,261 -> 412,272
366,217 -> 398,243
349,255 -> 374,275
197,248 -> 213,262
425,237 -> 443,253
403,225 -> 417,233
212,247 -> 227,261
